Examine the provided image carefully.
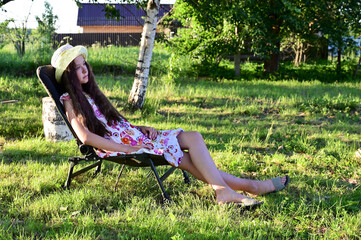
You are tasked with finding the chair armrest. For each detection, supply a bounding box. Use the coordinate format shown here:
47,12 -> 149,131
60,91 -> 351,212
79,144 -> 97,157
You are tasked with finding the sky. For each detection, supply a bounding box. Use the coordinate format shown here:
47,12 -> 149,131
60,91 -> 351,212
0,0 -> 176,33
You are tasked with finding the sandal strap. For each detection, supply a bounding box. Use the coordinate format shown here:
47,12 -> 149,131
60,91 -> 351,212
271,177 -> 285,192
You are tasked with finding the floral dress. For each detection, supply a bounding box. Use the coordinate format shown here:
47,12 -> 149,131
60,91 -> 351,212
60,93 -> 184,167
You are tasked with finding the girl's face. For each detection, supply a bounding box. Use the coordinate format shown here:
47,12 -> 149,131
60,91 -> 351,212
73,55 -> 88,85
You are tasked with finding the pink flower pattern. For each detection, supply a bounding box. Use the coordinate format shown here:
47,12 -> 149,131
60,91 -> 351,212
60,93 -> 184,167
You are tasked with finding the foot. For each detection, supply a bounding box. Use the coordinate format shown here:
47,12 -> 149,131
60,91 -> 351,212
215,187 -> 260,206
270,175 -> 290,193
227,197 -> 264,210
249,175 -> 289,196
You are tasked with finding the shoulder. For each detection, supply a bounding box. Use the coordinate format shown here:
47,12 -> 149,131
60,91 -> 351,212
60,92 -> 70,101
60,92 -> 71,105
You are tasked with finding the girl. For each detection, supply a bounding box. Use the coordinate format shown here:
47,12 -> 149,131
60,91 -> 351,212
52,44 -> 289,209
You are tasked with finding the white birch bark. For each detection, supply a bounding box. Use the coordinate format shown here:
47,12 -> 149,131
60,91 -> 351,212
128,0 -> 160,110
234,26 -> 241,77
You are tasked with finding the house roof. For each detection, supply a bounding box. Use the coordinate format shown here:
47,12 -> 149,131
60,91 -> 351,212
77,3 -> 173,26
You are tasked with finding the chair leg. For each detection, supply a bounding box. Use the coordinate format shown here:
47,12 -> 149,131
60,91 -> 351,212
114,164 -> 126,191
182,170 -> 191,184
160,167 -> 176,182
65,159 -> 102,189
93,160 -> 102,178
64,161 -> 76,189
148,159 -> 171,202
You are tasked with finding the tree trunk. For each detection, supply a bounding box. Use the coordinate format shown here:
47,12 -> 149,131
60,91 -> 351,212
128,0 -> 160,110
234,53 -> 241,77
21,38 -> 25,56
302,48 -> 306,63
294,38 -> 300,67
234,25 -> 241,77
353,45 -> 361,78
337,47 -> 341,76
264,13 -> 280,73
264,41 -> 280,73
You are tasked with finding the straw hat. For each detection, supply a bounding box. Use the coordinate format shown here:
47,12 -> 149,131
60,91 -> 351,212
51,44 -> 88,82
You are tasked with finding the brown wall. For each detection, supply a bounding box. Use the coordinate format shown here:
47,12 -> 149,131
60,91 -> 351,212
82,26 -> 143,33
54,33 -> 145,47
81,25 -> 166,33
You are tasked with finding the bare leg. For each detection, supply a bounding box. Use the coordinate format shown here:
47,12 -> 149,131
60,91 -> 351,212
177,131 -> 252,204
179,152 -> 286,196
177,131 -> 287,202
218,171 -> 287,196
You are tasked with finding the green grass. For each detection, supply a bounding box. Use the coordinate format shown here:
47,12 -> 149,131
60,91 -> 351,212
1,46 -> 361,239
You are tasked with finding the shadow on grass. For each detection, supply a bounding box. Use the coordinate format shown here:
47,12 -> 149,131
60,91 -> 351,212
1,216 -> 229,239
0,149 -> 71,165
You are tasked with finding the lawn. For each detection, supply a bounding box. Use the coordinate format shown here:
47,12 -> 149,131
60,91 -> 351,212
0,46 -> 361,239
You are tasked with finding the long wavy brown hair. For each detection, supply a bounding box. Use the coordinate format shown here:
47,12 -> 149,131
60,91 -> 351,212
61,60 -> 124,137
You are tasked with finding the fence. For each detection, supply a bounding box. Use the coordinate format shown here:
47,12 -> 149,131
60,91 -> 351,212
53,33 -> 144,47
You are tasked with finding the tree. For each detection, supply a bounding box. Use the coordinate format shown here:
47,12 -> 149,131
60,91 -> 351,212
0,0 -> 34,56
167,0 -> 361,76
237,0 -> 307,73
35,1 -> 58,47
164,0 -> 249,77
304,0 -> 361,76
167,0 -> 304,74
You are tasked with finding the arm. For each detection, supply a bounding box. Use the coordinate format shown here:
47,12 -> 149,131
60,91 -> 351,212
63,99 -> 150,153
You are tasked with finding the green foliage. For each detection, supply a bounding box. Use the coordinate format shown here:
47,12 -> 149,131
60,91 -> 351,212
0,1 -> 57,58
163,0 -> 246,70
0,18 -> 29,56
165,0 -> 361,75
163,0 -> 306,74
33,0 -> 58,55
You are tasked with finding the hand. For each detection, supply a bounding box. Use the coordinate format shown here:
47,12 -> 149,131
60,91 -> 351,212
138,126 -> 160,140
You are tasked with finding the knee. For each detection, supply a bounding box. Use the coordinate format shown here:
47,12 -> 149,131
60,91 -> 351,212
188,131 -> 203,141
188,131 -> 205,147
178,131 -> 204,149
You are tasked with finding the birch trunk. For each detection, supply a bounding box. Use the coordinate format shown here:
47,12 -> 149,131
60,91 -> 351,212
128,0 -> 160,110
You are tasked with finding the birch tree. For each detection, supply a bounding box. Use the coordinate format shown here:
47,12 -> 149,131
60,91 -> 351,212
127,0 -> 160,110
